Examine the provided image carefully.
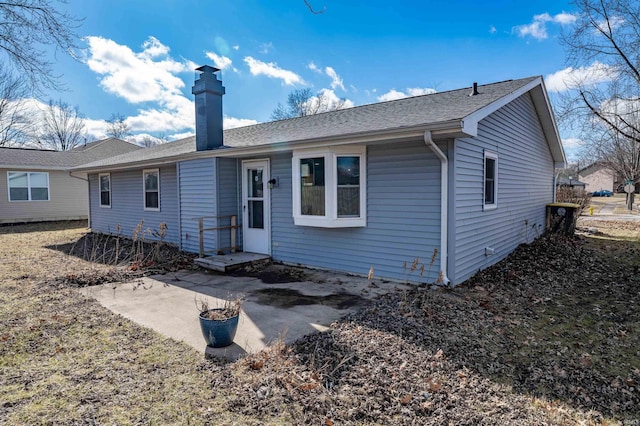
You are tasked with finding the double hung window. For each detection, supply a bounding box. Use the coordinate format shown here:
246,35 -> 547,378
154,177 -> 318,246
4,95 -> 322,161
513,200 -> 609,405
143,169 -> 160,211
99,173 -> 111,207
483,151 -> 498,210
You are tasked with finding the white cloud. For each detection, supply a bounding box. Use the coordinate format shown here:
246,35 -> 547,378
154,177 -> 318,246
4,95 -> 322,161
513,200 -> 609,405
233,45 -> 240,51
406,87 -> 437,96
489,25 -> 497,34
546,62 -> 616,92
260,42 -> 273,54
205,51 -> 233,71
244,56 -> 304,85
304,88 -> 354,112
553,12 -> 577,25
325,66 -> 345,91
82,36 -> 257,138
600,16 -> 625,31
224,116 -> 259,129
308,62 -> 321,73
377,87 -> 437,102
84,36 -> 192,104
140,36 -> 170,58
514,12 -> 577,40
378,89 -> 408,102
167,131 -> 194,140
562,137 -> 583,149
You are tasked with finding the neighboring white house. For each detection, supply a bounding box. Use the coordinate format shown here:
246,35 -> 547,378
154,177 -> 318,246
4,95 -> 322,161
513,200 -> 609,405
72,68 -> 565,286
0,139 -> 141,224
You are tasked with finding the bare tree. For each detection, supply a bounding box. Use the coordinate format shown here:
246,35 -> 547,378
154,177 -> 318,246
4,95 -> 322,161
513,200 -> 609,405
138,133 -> 169,148
580,109 -> 640,209
36,99 -> 86,151
560,0 -> 640,143
0,0 -> 82,93
303,0 -> 326,14
105,113 -> 131,140
271,88 -> 347,120
0,66 -> 31,146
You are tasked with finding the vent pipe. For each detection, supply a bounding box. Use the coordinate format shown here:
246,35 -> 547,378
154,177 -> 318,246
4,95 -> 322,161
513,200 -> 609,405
470,82 -> 479,96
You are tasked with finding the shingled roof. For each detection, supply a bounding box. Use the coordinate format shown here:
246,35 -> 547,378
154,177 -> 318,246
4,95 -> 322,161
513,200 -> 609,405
73,76 -> 563,172
0,138 -> 141,169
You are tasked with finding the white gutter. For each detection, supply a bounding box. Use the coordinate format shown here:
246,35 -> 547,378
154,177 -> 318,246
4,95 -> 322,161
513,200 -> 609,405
424,130 -> 450,286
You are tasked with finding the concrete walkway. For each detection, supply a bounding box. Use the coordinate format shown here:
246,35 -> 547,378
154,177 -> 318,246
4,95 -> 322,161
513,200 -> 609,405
599,202 -> 617,215
81,267 -> 408,360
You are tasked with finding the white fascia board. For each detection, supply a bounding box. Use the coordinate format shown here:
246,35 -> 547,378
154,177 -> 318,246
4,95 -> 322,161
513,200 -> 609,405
531,78 -> 567,165
0,165 -> 69,171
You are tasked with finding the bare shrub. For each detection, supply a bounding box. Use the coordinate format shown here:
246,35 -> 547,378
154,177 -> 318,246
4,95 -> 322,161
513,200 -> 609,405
555,186 -> 591,215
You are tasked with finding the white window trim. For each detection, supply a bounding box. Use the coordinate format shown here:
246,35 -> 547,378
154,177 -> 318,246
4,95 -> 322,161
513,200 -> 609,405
483,150 -> 498,211
99,173 -> 111,208
292,145 -> 366,228
143,168 -> 160,211
7,171 -> 50,202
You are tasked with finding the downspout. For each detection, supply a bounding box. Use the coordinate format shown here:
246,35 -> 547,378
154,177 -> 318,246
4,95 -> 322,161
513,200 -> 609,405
424,130 -> 450,286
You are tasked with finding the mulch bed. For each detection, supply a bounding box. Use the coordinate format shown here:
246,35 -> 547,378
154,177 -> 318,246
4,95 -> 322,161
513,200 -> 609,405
217,235 -> 639,424
50,232 -> 197,287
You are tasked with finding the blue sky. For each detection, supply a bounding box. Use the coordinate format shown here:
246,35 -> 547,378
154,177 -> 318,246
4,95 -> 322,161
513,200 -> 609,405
36,0 -> 588,159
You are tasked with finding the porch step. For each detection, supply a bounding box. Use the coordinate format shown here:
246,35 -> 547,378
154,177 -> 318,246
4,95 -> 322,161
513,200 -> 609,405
194,252 -> 271,272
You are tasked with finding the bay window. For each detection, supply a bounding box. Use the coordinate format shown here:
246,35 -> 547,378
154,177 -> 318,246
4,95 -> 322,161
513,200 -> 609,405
292,146 -> 366,227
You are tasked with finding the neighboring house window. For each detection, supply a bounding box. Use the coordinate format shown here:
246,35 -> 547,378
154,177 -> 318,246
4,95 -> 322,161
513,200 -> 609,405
483,151 -> 498,210
99,173 -> 111,208
143,169 -> 160,211
7,171 -> 49,201
292,146 -> 366,227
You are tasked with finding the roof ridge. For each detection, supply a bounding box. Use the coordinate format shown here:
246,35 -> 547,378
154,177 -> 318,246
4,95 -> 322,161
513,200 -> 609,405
225,76 -> 539,132
0,146 -> 57,152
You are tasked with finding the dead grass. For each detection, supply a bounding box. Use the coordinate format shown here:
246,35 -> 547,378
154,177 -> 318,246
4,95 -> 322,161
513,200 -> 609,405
0,221 -> 274,425
1,220 -> 640,425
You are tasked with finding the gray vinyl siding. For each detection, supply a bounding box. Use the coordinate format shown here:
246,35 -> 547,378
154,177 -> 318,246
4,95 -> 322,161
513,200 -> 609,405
452,93 -> 554,284
270,141 -> 442,282
0,169 -> 88,224
88,165 -> 179,244
216,157 -> 240,252
178,158 -> 216,254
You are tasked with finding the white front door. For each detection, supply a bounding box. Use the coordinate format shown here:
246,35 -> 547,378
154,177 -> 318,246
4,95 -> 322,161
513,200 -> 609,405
242,160 -> 270,254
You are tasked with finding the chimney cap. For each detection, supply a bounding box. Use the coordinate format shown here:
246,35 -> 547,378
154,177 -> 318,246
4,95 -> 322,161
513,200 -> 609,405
196,64 -> 221,74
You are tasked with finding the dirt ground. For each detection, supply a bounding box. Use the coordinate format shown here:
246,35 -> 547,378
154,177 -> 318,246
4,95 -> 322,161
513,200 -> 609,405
1,221 -> 639,425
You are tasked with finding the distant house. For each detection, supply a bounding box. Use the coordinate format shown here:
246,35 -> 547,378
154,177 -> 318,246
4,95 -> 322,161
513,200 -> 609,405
556,176 -> 586,189
578,162 -> 617,193
71,67 -> 565,285
0,138 -> 140,224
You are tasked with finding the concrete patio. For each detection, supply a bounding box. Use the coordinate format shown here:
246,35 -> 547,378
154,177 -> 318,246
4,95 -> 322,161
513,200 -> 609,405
80,266 -> 408,360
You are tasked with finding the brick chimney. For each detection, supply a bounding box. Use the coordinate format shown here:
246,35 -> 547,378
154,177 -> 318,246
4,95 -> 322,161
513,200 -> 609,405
192,65 -> 225,151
